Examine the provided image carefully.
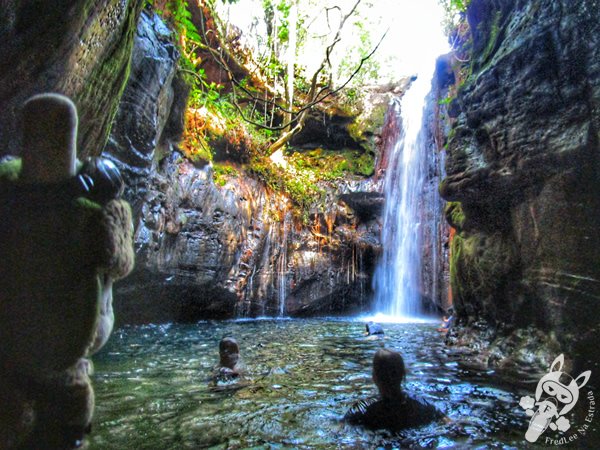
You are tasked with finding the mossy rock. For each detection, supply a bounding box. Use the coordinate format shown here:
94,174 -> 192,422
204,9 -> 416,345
0,155 -> 133,374
0,157 -> 22,182
450,230 -> 517,320
445,201 -> 465,230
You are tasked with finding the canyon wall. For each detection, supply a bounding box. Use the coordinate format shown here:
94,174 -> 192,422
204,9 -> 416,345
439,0 -> 600,371
0,3 -> 448,325
0,0 -> 144,158
106,11 -> 387,324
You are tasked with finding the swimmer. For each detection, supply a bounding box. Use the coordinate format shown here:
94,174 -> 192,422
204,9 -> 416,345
364,321 -> 385,340
345,348 -> 443,430
437,307 -> 455,333
212,337 -> 245,384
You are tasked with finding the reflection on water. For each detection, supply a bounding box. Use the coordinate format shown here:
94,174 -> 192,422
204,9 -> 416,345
89,319 -> 536,449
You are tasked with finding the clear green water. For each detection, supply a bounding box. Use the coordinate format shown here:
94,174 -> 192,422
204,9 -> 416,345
87,319 -> 539,449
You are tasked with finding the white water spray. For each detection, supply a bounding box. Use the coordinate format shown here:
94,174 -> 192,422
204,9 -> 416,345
372,0 -> 448,320
278,210 -> 291,316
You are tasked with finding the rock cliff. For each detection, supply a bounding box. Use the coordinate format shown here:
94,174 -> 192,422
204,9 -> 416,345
0,0 -> 144,158
106,11 -> 387,323
439,0 -> 600,371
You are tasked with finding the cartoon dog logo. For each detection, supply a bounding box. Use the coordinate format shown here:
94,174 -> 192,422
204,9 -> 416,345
519,354 -> 591,443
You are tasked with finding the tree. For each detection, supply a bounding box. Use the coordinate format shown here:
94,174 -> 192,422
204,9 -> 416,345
187,0 -> 387,154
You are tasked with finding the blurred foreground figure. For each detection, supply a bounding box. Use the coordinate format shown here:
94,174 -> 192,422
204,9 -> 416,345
0,93 -> 134,450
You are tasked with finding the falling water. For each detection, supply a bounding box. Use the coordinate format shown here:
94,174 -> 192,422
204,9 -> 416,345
278,210 -> 291,316
371,0 -> 448,319
372,80 -> 431,318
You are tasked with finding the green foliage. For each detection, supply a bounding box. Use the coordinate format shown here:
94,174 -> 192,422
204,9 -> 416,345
152,0 -> 378,217
438,0 -> 471,37
0,157 -> 22,181
439,0 -> 470,15
450,0 -> 470,11
149,1 -> 234,112
246,144 -> 374,221
445,201 -> 465,230
335,20 -> 380,88
438,94 -> 454,106
187,71 -> 231,111
151,0 -> 202,52
480,10 -> 502,67
213,163 -> 239,186
449,232 -> 465,302
350,151 -> 375,177
344,88 -> 358,102
251,146 -> 377,221
249,156 -> 324,221
187,141 -> 213,165
171,0 -> 202,43
287,148 -> 374,181
276,0 -> 291,43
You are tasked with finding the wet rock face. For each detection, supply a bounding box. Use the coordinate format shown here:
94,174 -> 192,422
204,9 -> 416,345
441,0 -> 600,367
338,192 -> 384,221
0,0 -> 144,158
112,152 -> 380,323
105,10 -> 183,169
107,12 -> 381,324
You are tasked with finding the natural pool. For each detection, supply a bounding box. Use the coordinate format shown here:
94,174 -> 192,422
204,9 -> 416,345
87,318 -> 574,449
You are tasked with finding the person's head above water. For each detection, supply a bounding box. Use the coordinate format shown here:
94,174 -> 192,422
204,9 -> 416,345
372,348 -> 405,399
219,337 -> 240,369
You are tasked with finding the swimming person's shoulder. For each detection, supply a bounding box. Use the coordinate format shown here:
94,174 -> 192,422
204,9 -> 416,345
344,348 -> 444,431
401,392 -> 444,426
358,394 -> 441,431
344,397 -> 378,424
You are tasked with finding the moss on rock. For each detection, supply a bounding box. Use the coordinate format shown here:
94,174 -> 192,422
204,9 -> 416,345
445,201 -> 465,230
449,230 -> 518,322
0,157 -> 22,182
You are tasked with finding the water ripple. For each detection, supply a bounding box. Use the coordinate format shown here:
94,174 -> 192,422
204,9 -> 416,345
89,319 -> 544,449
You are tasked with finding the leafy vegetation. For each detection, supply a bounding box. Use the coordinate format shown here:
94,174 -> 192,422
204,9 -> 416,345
0,157 -> 22,181
213,162 -> 239,186
438,0 -> 471,24
445,201 -> 465,230
286,148 -> 374,180
149,0 -> 383,220
245,144 -> 373,222
438,0 -> 472,49
436,0 -> 472,114
149,1 -> 227,110
479,10 -> 502,67
249,156 -> 325,222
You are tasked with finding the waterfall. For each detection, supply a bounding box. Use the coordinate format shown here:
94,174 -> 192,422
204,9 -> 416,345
278,210 -> 291,316
368,0 -> 448,321
371,81 -> 430,318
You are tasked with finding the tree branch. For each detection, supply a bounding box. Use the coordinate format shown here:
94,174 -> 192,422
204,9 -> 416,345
186,0 -> 386,152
